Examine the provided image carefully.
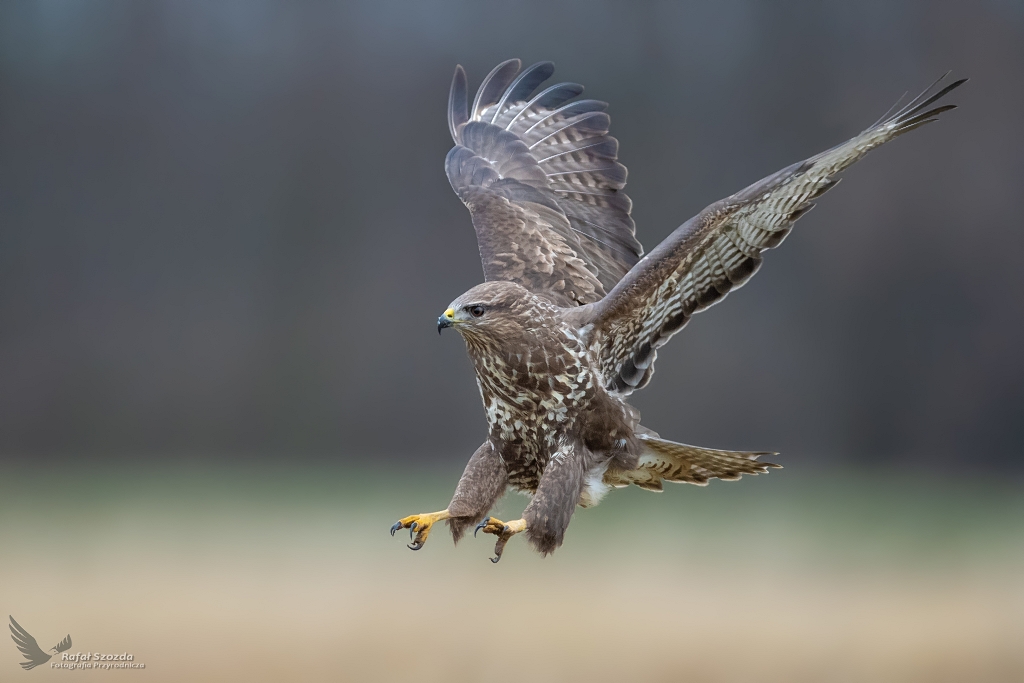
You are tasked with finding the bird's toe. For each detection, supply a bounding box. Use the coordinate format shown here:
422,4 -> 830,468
475,517 -> 527,563
390,510 -> 451,552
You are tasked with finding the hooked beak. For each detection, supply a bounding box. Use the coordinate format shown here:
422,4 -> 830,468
437,308 -> 455,334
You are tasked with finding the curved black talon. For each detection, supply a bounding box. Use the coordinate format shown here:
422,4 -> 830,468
408,541 -> 424,551
409,522 -> 419,540
474,519 -> 489,538
489,555 -> 501,563
390,521 -> 402,536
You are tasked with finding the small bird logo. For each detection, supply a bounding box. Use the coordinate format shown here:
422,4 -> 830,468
9,616 -> 72,670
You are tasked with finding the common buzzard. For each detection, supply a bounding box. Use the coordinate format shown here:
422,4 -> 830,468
391,60 -> 964,562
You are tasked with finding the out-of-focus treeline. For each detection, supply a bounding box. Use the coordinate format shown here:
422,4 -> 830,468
0,1 -> 1021,470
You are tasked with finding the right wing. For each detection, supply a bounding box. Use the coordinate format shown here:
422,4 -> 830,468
579,75 -> 965,394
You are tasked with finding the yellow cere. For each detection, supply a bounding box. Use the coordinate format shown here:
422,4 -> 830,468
444,308 -> 455,320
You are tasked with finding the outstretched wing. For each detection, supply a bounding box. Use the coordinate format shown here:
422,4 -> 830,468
580,75 -> 966,395
9,616 -> 52,670
446,59 -> 643,307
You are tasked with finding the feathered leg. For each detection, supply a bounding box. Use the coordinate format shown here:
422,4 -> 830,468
477,437 -> 589,560
446,441 -> 508,542
390,441 -> 507,551
522,439 -> 587,555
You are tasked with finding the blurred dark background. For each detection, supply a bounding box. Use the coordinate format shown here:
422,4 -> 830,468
1,0 -> 1021,470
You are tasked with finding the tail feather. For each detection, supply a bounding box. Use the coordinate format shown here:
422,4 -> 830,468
607,435 -> 780,490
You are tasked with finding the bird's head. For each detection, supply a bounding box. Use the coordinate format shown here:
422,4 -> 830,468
437,281 -> 542,343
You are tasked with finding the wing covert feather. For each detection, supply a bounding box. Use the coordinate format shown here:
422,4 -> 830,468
581,75 -> 966,395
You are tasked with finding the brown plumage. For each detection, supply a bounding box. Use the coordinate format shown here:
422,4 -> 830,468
391,60 -> 965,561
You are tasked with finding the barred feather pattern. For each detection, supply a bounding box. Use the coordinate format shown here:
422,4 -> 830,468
447,59 -> 643,304
423,64 -> 963,560
584,74 -> 966,395
451,282 -> 612,494
604,435 -> 780,490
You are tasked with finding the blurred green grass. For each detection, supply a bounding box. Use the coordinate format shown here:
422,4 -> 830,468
3,459 -> 1020,565
1,460 -> 1022,682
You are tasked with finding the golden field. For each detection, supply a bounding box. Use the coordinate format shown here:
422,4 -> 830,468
2,461 -> 1021,682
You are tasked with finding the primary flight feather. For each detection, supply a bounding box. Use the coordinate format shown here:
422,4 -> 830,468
391,60 -> 964,562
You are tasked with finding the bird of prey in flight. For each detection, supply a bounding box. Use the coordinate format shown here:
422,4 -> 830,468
9,616 -> 72,670
391,59 -> 964,562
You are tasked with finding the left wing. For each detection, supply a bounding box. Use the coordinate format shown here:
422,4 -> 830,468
446,59 -> 643,307
578,75 -> 966,395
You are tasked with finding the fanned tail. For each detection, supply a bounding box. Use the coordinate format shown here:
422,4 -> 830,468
607,435 -> 780,491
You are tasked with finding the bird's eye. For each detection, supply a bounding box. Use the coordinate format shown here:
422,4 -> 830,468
467,305 -> 485,318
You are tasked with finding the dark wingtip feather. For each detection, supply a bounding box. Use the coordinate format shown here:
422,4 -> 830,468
885,74 -> 966,130
890,71 -> 951,119
901,78 -> 966,119
448,65 -> 468,144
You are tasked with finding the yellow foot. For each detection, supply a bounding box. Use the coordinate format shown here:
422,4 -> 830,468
473,517 -> 527,563
390,510 -> 451,551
